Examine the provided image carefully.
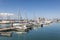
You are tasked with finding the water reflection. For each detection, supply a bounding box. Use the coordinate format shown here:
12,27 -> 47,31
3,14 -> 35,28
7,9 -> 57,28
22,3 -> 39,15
0,23 -> 60,40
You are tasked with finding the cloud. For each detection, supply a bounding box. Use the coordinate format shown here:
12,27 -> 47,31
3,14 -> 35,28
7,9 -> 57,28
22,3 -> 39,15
0,13 -> 21,20
0,13 -> 15,16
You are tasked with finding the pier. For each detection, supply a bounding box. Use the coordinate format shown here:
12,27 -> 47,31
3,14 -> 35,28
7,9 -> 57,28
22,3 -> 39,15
0,27 -> 16,32
0,32 -> 12,37
0,26 -> 27,32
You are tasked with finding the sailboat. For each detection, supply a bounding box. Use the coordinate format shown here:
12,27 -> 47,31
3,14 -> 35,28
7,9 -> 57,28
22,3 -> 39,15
13,8 -> 28,32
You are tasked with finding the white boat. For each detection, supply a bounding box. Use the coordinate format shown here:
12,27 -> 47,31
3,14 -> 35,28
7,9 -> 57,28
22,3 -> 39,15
13,23 -> 28,32
13,23 -> 27,29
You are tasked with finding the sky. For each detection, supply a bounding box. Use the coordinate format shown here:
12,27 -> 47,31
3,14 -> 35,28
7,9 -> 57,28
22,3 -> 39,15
0,0 -> 60,19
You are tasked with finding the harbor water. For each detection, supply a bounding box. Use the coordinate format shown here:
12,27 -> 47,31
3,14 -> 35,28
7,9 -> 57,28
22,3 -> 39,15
0,23 -> 60,40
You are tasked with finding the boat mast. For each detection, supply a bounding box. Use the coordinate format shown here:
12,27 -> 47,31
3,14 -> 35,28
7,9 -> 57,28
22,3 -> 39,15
18,8 -> 22,21
24,11 -> 28,23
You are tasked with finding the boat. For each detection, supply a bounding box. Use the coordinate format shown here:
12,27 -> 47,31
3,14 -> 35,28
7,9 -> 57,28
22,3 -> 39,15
13,23 -> 27,32
13,23 -> 33,32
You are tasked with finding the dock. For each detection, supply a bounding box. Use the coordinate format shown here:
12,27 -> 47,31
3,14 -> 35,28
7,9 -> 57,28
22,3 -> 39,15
0,26 -> 28,32
0,32 -> 12,37
0,27 -> 16,32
